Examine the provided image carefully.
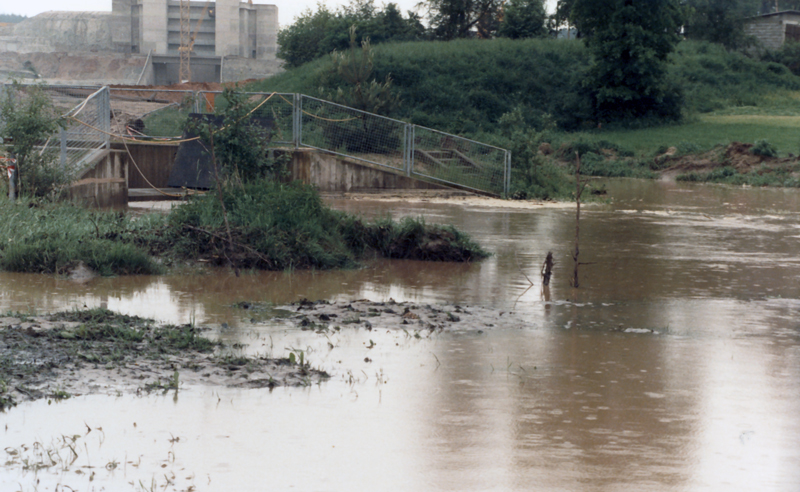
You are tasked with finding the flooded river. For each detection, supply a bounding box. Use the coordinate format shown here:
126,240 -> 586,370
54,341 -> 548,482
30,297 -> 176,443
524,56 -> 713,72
1,179 -> 799,491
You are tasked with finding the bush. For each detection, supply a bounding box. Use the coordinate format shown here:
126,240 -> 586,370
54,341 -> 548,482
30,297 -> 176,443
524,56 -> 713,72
750,139 -> 778,158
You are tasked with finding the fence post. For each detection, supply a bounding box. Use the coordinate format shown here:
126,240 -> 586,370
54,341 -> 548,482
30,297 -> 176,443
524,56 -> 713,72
505,151 -> 511,196
60,127 -> 67,170
100,87 -> 111,148
409,125 -> 415,176
294,94 -> 303,149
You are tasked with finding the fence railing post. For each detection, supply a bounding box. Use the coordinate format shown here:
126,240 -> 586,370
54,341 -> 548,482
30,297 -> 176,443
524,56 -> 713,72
293,93 -> 301,149
100,87 -> 111,148
60,127 -> 67,170
505,151 -> 512,196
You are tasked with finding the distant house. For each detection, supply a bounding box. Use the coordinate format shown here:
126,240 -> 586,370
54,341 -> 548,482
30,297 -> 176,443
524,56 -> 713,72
744,11 -> 800,50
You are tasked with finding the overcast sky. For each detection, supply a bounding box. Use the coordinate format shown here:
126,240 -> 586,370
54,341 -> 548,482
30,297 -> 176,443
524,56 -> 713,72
5,1 -> 556,29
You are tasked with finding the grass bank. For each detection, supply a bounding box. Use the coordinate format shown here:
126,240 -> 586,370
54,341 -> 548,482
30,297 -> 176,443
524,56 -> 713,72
251,38 -> 800,195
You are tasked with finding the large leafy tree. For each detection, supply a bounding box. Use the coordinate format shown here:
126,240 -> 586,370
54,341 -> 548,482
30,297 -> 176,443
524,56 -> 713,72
497,0 -> 548,39
426,0 -> 504,39
572,0 -> 684,123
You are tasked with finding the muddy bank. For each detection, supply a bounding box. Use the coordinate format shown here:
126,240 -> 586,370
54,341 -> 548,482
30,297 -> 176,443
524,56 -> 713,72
0,309 -> 328,411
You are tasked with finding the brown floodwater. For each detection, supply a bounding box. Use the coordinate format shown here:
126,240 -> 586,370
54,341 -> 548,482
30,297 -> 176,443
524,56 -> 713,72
1,179 -> 799,491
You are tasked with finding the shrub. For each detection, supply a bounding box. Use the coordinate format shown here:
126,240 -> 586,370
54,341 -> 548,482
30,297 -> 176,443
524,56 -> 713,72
750,139 -> 778,158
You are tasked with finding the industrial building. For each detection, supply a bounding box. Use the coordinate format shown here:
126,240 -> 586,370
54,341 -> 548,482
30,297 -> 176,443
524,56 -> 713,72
0,0 -> 281,85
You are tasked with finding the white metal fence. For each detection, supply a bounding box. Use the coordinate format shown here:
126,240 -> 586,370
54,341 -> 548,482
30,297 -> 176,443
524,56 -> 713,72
0,84 -> 111,178
4,85 -> 511,196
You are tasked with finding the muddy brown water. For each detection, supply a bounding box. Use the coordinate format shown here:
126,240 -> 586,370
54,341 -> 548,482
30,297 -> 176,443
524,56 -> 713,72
2,180 -> 799,491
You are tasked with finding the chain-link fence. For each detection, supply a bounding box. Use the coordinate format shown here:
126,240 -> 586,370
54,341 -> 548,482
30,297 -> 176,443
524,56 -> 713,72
196,91 -> 296,145
410,126 -> 509,196
299,95 -> 407,173
108,88 -> 196,138
60,86 -> 111,176
6,84 -> 511,196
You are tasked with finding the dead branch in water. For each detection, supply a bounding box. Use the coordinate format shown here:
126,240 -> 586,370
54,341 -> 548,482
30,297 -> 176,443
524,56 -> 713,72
541,251 -> 554,287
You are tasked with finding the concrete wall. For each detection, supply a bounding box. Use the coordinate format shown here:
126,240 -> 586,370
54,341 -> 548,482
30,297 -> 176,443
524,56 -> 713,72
112,0 -> 134,54
215,0 -> 240,57
69,150 -> 129,208
290,149 -> 445,193
141,0 -> 169,53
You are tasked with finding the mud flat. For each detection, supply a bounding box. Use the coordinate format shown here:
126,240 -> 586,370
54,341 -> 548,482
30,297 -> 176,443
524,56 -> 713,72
1,301 -> 527,411
269,298 -> 527,333
0,309 -> 329,411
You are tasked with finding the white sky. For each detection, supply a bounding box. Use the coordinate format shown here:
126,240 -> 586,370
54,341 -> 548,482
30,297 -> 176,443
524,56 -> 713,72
4,1 -> 557,29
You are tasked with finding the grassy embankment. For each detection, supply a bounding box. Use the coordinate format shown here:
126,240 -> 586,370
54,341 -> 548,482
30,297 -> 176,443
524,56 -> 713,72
0,180 -> 488,276
248,39 -> 800,191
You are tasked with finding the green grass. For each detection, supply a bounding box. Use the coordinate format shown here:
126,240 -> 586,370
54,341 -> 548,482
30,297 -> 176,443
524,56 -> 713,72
553,112 -> 800,158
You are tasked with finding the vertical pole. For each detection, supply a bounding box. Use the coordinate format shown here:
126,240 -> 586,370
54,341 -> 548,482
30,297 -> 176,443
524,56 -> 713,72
404,124 -> 410,176
296,94 -> 303,149
60,127 -> 67,169
101,87 -> 111,148
409,125 -> 415,176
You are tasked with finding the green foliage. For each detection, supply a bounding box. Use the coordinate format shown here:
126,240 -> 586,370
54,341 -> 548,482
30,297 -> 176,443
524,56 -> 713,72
572,0 -> 684,124
277,1 -> 424,68
672,41 -> 800,114
324,26 -> 400,115
762,41 -> 800,77
337,215 -> 489,261
0,199 -> 162,275
497,0 -> 548,39
750,138 -> 778,157
426,0 -> 504,39
683,0 -> 761,50
0,82 -> 70,198
166,179 -> 488,268
189,88 -> 282,182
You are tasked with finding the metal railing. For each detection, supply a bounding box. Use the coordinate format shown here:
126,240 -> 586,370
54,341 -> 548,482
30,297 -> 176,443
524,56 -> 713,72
60,86 -> 111,176
5,84 -> 512,196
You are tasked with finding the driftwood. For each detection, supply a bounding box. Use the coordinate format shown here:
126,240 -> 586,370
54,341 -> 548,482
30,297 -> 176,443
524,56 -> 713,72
541,251 -> 554,287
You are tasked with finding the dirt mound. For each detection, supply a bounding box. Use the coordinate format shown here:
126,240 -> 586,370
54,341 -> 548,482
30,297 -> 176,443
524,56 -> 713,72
660,141 -> 794,177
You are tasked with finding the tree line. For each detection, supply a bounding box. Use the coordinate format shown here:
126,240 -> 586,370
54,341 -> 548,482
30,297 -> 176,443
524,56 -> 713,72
279,0 -> 796,68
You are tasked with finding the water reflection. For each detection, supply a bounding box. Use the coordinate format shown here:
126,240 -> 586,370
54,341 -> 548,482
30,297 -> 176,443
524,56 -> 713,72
1,180 -> 799,491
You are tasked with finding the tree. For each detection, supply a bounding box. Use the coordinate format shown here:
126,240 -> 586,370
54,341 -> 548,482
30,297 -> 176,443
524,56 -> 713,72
1,82 -> 66,200
497,0 -> 548,39
426,0 -> 504,39
277,1 -> 424,68
572,0 -> 684,123
683,0 -> 762,50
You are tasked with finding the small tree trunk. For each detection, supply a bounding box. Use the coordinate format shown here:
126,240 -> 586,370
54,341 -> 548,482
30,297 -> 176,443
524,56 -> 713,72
573,152 -> 581,288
